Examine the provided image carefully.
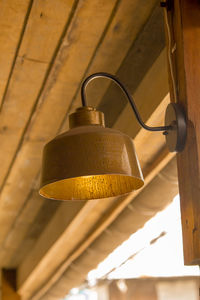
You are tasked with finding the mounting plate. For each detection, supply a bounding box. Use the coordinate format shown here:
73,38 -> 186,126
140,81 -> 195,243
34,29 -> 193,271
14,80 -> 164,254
164,103 -> 187,152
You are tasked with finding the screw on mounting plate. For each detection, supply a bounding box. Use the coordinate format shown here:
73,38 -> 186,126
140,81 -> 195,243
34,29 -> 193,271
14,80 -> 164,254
163,131 -> 169,136
160,0 -> 172,10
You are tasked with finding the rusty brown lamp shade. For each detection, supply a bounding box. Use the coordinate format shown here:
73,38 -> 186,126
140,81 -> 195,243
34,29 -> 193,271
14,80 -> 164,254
39,73 -> 187,201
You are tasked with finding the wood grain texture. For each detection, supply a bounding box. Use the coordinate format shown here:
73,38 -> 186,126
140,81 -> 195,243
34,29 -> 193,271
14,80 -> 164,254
167,0 -> 200,265
0,0 -> 32,108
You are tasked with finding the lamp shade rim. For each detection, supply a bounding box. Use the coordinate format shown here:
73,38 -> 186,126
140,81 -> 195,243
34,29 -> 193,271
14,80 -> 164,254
39,173 -> 144,201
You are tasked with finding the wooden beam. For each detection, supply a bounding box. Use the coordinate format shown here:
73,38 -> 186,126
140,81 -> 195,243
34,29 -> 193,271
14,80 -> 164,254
166,0 -> 200,265
1,269 -> 20,300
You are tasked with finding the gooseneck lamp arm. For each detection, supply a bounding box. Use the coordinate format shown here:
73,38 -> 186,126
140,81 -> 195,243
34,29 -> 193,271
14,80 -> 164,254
81,72 -> 187,152
81,72 -> 172,132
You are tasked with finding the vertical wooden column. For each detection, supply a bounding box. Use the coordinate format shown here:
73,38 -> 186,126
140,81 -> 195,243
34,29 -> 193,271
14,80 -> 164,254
165,0 -> 200,265
1,270 -> 21,300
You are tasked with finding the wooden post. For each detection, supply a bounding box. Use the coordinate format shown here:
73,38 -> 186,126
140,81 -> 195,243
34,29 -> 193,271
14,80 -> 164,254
1,270 -> 20,300
165,0 -> 200,265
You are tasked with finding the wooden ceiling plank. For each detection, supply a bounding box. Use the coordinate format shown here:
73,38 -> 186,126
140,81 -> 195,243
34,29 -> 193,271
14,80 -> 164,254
17,51 -> 171,300
0,0 -> 77,195
0,0 -> 32,108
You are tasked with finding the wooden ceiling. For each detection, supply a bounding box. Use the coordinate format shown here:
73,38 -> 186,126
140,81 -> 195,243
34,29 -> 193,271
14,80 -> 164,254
0,1 -> 174,299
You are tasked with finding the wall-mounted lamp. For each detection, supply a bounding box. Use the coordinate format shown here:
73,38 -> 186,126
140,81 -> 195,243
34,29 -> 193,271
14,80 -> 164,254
39,73 -> 186,201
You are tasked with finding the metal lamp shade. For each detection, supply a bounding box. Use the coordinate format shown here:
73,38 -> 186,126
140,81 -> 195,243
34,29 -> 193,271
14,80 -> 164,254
39,107 -> 144,200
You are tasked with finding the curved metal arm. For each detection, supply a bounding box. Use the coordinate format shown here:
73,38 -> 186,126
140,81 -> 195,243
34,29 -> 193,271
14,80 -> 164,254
81,72 -> 172,132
